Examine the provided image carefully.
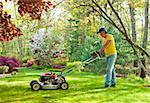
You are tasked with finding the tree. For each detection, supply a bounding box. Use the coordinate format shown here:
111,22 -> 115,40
129,2 -> 138,67
62,0 -> 150,77
17,0 -> 54,20
139,0 -> 149,78
0,2 -> 23,42
68,0 -> 150,57
141,0 -> 149,67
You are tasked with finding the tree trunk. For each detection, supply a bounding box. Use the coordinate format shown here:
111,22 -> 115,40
141,0 -> 149,67
140,0 -> 149,78
17,37 -> 23,63
129,4 -> 138,67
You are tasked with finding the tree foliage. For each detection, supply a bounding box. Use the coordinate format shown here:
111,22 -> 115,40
17,0 -> 55,20
0,2 -> 23,42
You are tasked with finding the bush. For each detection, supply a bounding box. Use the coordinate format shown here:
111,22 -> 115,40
0,66 -> 9,74
65,61 -> 85,72
29,29 -> 65,67
22,56 -> 31,63
83,58 -> 104,75
26,59 -> 36,67
31,63 -> 38,68
0,56 -> 20,73
51,54 -> 68,65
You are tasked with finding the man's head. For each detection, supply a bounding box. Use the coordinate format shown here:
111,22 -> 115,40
97,27 -> 107,38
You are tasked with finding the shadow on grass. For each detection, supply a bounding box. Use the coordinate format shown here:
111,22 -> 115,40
0,80 -> 149,103
0,69 -> 149,103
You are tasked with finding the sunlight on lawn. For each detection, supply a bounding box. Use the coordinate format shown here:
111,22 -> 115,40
0,68 -> 150,103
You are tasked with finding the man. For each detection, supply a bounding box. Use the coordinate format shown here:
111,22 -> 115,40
97,27 -> 117,88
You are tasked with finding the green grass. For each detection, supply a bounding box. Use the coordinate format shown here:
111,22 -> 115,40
0,68 -> 150,103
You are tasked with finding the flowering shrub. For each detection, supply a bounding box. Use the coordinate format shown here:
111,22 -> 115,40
26,58 -> 37,67
29,29 -> 66,67
0,56 -> 20,73
52,64 -> 65,69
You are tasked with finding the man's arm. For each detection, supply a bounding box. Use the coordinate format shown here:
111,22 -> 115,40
99,40 -> 111,54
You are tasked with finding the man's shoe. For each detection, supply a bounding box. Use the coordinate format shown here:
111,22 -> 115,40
104,85 -> 110,88
110,84 -> 116,87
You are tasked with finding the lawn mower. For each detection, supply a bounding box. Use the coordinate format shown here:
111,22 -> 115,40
30,51 -> 104,91
30,71 -> 68,91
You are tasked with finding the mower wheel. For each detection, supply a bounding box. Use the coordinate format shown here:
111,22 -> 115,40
30,80 -> 38,86
60,82 -> 69,90
31,82 -> 41,91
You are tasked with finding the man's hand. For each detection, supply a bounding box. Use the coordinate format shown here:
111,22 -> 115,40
99,40 -> 111,54
91,51 -> 100,58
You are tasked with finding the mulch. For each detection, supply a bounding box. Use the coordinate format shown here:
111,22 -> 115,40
116,74 -> 128,78
143,84 -> 150,87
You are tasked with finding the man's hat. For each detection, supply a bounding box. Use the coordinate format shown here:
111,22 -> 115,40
96,27 -> 106,34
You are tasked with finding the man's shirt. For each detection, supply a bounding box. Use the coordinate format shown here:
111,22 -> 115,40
102,34 -> 117,57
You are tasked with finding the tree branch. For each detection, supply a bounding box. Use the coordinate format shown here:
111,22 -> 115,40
106,0 -> 150,58
77,1 -> 150,58
92,0 -> 125,34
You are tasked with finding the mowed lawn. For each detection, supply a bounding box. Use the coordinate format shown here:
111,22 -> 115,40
0,68 -> 150,103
